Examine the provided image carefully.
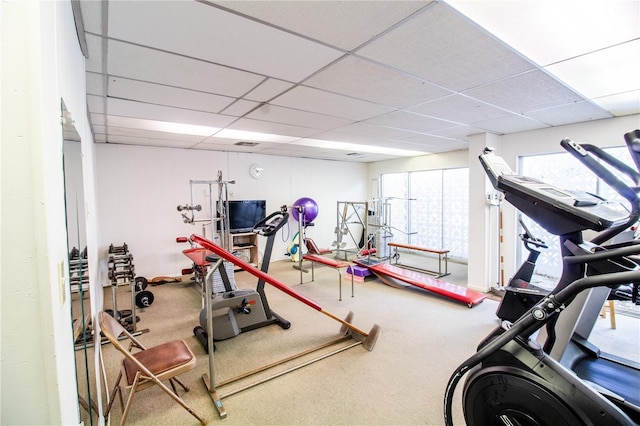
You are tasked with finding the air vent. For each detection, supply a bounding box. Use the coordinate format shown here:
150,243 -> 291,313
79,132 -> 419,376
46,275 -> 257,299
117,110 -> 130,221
235,141 -> 259,147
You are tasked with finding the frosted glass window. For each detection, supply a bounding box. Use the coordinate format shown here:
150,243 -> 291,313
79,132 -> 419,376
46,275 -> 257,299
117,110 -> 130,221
443,168 -> 469,258
381,168 -> 469,260
411,170 -> 442,249
518,146 -> 633,285
380,173 -> 410,245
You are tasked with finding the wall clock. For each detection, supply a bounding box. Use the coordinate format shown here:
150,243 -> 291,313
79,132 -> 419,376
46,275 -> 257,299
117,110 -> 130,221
250,163 -> 264,179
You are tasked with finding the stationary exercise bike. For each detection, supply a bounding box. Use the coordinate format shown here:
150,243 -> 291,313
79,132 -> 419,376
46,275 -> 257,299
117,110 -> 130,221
193,206 -> 291,352
444,132 -> 640,425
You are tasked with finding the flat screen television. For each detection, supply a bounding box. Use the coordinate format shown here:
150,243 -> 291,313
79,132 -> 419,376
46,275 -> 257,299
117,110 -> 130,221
226,200 -> 267,234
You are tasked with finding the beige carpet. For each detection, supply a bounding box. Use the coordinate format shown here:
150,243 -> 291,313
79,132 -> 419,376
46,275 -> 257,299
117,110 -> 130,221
75,258 -> 500,425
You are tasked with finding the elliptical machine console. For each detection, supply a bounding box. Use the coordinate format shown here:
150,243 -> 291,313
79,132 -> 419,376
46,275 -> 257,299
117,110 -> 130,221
444,130 -> 640,426
194,206 -> 291,351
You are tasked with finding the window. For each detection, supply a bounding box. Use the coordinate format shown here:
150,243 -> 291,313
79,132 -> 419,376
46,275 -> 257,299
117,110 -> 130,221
518,146 -> 633,285
380,168 -> 469,260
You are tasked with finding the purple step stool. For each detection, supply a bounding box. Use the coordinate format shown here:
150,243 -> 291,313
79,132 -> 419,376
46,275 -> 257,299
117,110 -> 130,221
347,265 -> 371,278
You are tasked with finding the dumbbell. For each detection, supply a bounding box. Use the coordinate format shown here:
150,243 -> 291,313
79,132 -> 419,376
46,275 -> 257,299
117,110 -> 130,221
135,290 -> 154,308
133,276 -> 154,308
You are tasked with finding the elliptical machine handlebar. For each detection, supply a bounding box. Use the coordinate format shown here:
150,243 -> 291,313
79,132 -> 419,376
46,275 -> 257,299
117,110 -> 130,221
561,138 -> 640,244
624,129 -> 640,172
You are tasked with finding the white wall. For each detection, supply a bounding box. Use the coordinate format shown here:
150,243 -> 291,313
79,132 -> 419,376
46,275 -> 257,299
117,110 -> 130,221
94,144 -> 367,282
1,1 -> 93,424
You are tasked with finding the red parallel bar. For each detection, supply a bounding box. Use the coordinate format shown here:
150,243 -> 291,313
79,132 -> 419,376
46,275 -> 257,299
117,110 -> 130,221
191,234 -> 323,312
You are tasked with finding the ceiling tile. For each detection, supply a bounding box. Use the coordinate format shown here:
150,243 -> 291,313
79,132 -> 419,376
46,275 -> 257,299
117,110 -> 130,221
271,86 -> 393,121
357,2 -> 535,91
304,55 -> 450,108
545,39 -> 640,99
407,94 -> 509,123
86,72 -> 105,96
108,0 -> 344,82
364,110 -> 456,134
108,77 -> 235,114
226,117 -> 319,138
89,113 -> 105,126
447,0 -> 640,66
108,40 -> 264,97
106,98 -> 237,128
525,101 -> 612,126
196,138 -> 276,150
390,132 -> 461,146
211,1 -> 431,51
106,134 -> 198,149
220,99 -> 262,117
86,95 -> 104,114
79,0 -> 103,34
310,129 -> 382,145
246,104 -> 353,130
429,125 -> 486,141
332,121 -> 424,140
85,33 -> 103,73
105,126 -> 206,143
463,70 -> 585,113
593,90 -> 640,117
244,78 -> 295,102
470,113 -> 549,134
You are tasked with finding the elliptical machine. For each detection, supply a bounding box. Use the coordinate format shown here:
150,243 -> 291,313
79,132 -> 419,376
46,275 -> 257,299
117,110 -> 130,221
194,206 -> 291,352
444,131 -> 640,425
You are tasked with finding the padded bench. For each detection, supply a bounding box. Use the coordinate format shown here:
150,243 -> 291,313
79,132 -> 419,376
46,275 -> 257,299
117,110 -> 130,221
387,242 -> 450,278
302,254 -> 354,301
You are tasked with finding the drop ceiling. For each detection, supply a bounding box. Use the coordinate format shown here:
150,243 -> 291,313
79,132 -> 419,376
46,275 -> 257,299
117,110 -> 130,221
77,0 -> 640,163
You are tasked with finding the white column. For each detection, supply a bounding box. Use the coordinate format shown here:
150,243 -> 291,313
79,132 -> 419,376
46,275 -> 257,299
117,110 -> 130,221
467,133 -> 502,292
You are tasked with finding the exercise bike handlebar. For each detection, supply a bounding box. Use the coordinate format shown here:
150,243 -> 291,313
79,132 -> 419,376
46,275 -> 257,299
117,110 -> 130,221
253,210 -> 289,237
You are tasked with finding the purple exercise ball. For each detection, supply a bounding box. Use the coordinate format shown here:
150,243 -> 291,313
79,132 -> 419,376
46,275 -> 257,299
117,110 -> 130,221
292,197 -> 318,225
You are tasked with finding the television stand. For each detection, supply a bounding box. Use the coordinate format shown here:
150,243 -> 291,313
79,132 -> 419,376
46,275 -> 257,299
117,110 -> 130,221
229,232 -> 259,268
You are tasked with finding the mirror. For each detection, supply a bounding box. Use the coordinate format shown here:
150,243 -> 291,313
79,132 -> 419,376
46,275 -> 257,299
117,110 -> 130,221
62,100 -> 96,425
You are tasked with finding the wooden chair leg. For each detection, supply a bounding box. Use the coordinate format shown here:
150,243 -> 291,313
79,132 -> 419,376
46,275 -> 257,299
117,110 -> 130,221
105,371 -> 124,419
120,371 -> 141,426
170,376 -> 189,392
600,300 -> 616,329
609,299 -> 616,329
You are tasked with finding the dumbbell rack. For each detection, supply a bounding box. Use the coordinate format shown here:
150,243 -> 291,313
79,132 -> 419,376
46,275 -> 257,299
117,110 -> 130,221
70,247 -> 93,348
107,243 -> 148,335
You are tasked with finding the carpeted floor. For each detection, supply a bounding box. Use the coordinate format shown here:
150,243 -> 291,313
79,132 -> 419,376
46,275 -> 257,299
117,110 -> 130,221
74,254 -> 640,425
75,257 -> 503,425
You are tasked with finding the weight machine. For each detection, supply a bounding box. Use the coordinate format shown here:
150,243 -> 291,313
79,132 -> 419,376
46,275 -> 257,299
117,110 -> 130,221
177,172 -> 236,291
177,171 -> 234,250
333,201 -> 370,260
